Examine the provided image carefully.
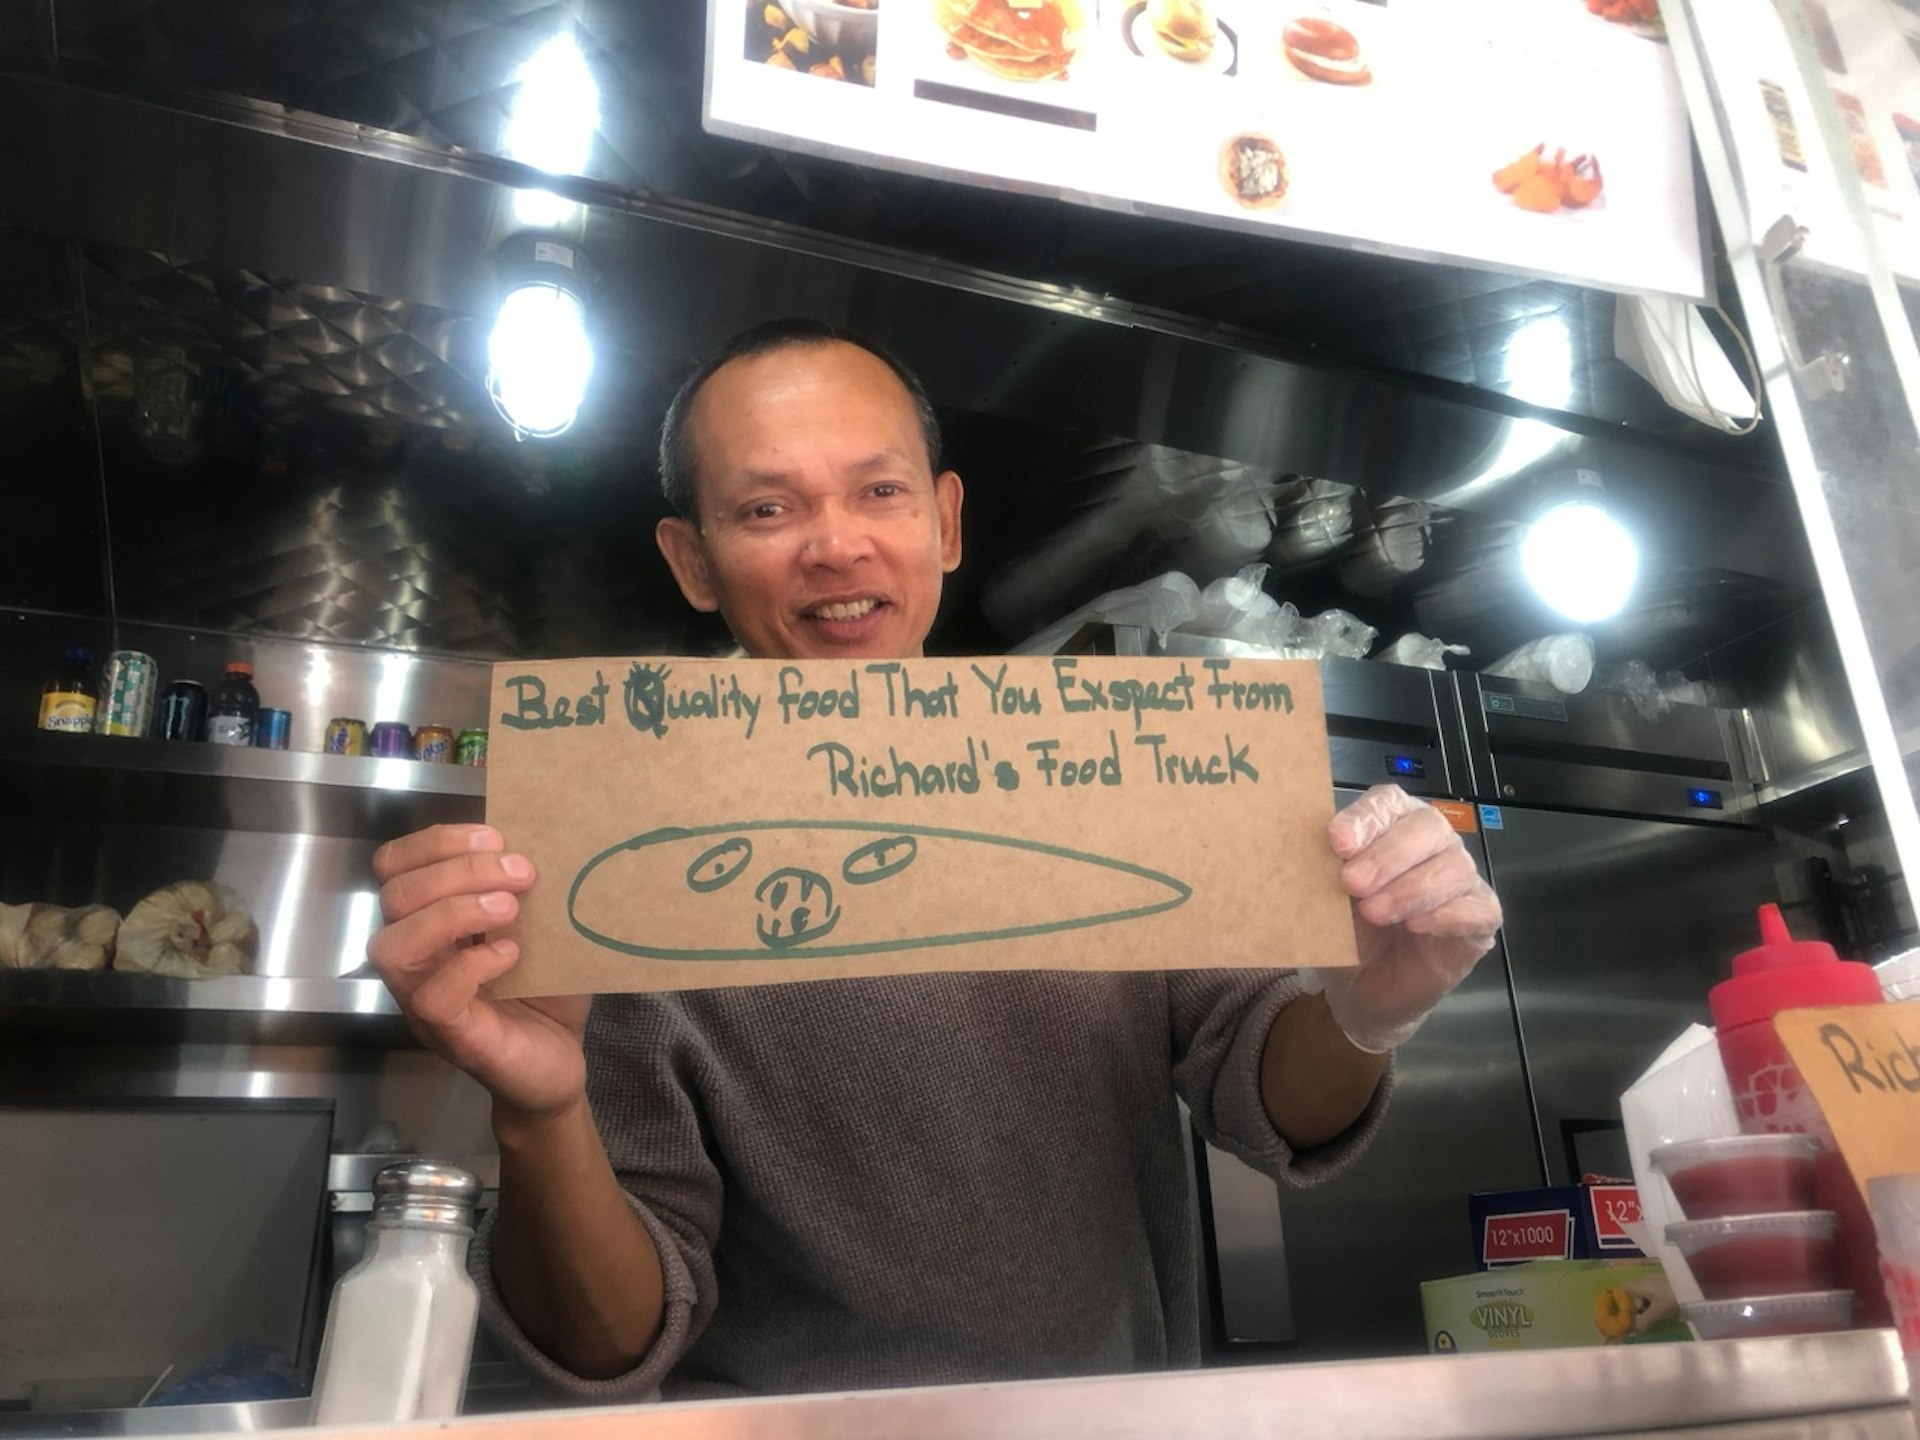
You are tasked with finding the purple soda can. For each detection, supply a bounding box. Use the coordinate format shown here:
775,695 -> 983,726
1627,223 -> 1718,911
370,721 -> 413,758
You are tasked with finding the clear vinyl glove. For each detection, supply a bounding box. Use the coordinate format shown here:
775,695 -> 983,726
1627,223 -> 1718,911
1301,785 -> 1505,1054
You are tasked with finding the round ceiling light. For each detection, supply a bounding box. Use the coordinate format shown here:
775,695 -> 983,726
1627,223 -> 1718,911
487,281 -> 594,440
1520,498 -> 1639,623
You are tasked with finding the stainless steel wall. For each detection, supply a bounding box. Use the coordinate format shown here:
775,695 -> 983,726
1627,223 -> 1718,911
1481,809 -> 1778,1186
0,66 -> 1825,673
1,614 -> 496,1178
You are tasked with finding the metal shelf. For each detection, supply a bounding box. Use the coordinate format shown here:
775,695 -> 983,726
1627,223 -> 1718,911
0,970 -> 416,1048
0,731 -> 485,839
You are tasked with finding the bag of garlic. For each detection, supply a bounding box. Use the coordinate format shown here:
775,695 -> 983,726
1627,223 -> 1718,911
114,881 -> 258,979
0,901 -> 120,971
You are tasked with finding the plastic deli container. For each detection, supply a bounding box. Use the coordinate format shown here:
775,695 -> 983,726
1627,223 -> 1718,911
1683,1290 -> 1855,1340
1709,905 -> 1889,1326
1867,1174 -> 1920,1421
1649,1135 -> 1821,1220
1666,1211 -> 1839,1299
1877,950 -> 1920,1001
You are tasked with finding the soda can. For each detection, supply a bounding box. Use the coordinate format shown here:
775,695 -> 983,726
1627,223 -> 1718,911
253,707 -> 292,750
369,722 -> 413,759
455,728 -> 489,767
160,680 -> 208,741
324,717 -> 369,756
413,724 -> 454,764
95,651 -> 159,737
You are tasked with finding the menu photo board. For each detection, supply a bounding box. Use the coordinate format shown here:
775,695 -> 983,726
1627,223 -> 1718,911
707,0 -> 1707,300
1686,0 -> 1920,285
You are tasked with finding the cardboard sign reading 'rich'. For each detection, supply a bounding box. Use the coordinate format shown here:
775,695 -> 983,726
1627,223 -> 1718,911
483,655 -> 1357,996
1776,1001 -> 1920,1190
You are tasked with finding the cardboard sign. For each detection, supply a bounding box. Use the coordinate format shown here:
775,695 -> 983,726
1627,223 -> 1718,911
1776,1001 -> 1920,1188
484,655 -> 1357,997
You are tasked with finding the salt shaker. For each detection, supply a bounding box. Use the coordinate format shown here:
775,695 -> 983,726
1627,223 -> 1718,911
310,1160 -> 482,1425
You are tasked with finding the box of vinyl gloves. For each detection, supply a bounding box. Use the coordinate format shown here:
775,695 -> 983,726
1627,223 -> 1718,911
1421,1260 -> 1687,1353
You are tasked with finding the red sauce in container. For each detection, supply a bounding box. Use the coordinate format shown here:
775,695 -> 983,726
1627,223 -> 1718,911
1650,1135 -> 1820,1220
1666,1211 -> 1839,1300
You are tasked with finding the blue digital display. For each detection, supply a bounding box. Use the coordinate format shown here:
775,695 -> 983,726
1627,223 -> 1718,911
1387,755 -> 1427,779
1688,788 -> 1724,810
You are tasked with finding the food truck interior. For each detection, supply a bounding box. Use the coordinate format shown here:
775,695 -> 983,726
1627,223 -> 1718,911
0,0 -> 1913,1422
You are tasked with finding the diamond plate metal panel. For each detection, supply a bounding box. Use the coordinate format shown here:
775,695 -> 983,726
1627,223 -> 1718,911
0,224 -> 1805,671
47,0 -> 1760,462
76,246 -> 488,433
61,235 -> 714,657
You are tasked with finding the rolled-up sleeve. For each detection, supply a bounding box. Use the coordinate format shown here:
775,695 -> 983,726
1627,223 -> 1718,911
1167,969 -> 1392,1186
467,996 -> 723,1401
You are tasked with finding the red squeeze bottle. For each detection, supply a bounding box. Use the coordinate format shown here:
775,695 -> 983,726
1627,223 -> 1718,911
1710,904 -> 1889,1327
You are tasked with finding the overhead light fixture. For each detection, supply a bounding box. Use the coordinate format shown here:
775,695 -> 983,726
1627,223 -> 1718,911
502,31 -> 600,228
487,236 -> 594,441
1520,473 -> 1639,624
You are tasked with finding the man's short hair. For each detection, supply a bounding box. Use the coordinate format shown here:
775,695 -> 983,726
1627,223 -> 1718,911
657,318 -> 944,520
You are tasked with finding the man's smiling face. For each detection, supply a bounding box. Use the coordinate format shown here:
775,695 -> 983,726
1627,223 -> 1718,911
655,341 -> 963,662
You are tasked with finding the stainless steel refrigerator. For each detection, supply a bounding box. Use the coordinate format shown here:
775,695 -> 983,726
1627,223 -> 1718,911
1192,662 -> 1784,1361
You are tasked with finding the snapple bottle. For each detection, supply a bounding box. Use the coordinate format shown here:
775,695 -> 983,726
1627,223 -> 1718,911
1710,904 -> 1889,1326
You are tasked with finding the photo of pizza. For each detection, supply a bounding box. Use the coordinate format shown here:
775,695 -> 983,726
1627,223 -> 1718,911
1218,131 -> 1288,209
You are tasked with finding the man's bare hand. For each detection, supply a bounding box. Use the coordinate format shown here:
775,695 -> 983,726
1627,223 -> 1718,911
369,824 -> 589,1121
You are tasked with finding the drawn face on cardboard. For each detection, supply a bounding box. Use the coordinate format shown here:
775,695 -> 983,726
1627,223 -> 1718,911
655,342 -> 964,662
567,819 -> 1192,962
682,830 -> 922,950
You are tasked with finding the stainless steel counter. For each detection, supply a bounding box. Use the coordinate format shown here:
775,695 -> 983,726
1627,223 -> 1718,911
9,1332 -> 1910,1440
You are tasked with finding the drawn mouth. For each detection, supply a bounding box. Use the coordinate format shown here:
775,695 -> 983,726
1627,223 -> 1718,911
752,866 -> 842,949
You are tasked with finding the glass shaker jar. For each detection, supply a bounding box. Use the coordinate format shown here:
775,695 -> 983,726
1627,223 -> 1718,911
310,1160 -> 482,1425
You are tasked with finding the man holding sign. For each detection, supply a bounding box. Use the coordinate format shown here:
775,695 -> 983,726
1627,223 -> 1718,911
367,321 -> 1503,1399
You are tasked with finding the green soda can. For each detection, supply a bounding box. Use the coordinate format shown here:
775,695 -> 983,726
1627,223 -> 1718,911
455,728 -> 488,767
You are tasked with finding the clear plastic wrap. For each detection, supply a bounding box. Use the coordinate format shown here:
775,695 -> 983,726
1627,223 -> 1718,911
1339,498 -> 1433,597
1011,571 -> 1202,656
1603,659 -> 1672,721
1171,469 -> 1279,576
115,880 -> 258,979
1602,661 -> 1722,720
1164,565 -> 1376,659
1484,633 -> 1596,695
0,901 -> 120,971
1015,564 -> 1376,660
1268,477 -> 1356,566
1287,608 -> 1378,661
1375,633 -> 1471,671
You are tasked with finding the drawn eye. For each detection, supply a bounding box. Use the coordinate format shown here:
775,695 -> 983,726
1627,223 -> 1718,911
686,837 -> 753,892
841,834 -> 918,885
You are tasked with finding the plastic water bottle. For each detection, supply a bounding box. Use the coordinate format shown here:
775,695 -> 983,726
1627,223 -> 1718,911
310,1161 -> 481,1425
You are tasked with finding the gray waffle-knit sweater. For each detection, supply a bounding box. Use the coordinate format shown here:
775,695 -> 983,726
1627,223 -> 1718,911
469,968 -> 1389,1401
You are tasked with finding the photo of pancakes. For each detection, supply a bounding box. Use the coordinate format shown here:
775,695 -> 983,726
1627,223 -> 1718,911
934,0 -> 1087,81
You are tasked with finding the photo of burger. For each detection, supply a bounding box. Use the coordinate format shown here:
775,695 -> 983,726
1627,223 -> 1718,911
1281,16 -> 1371,86
1119,0 -> 1240,76
1218,131 -> 1288,209
934,0 -> 1086,82
1148,0 -> 1214,61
